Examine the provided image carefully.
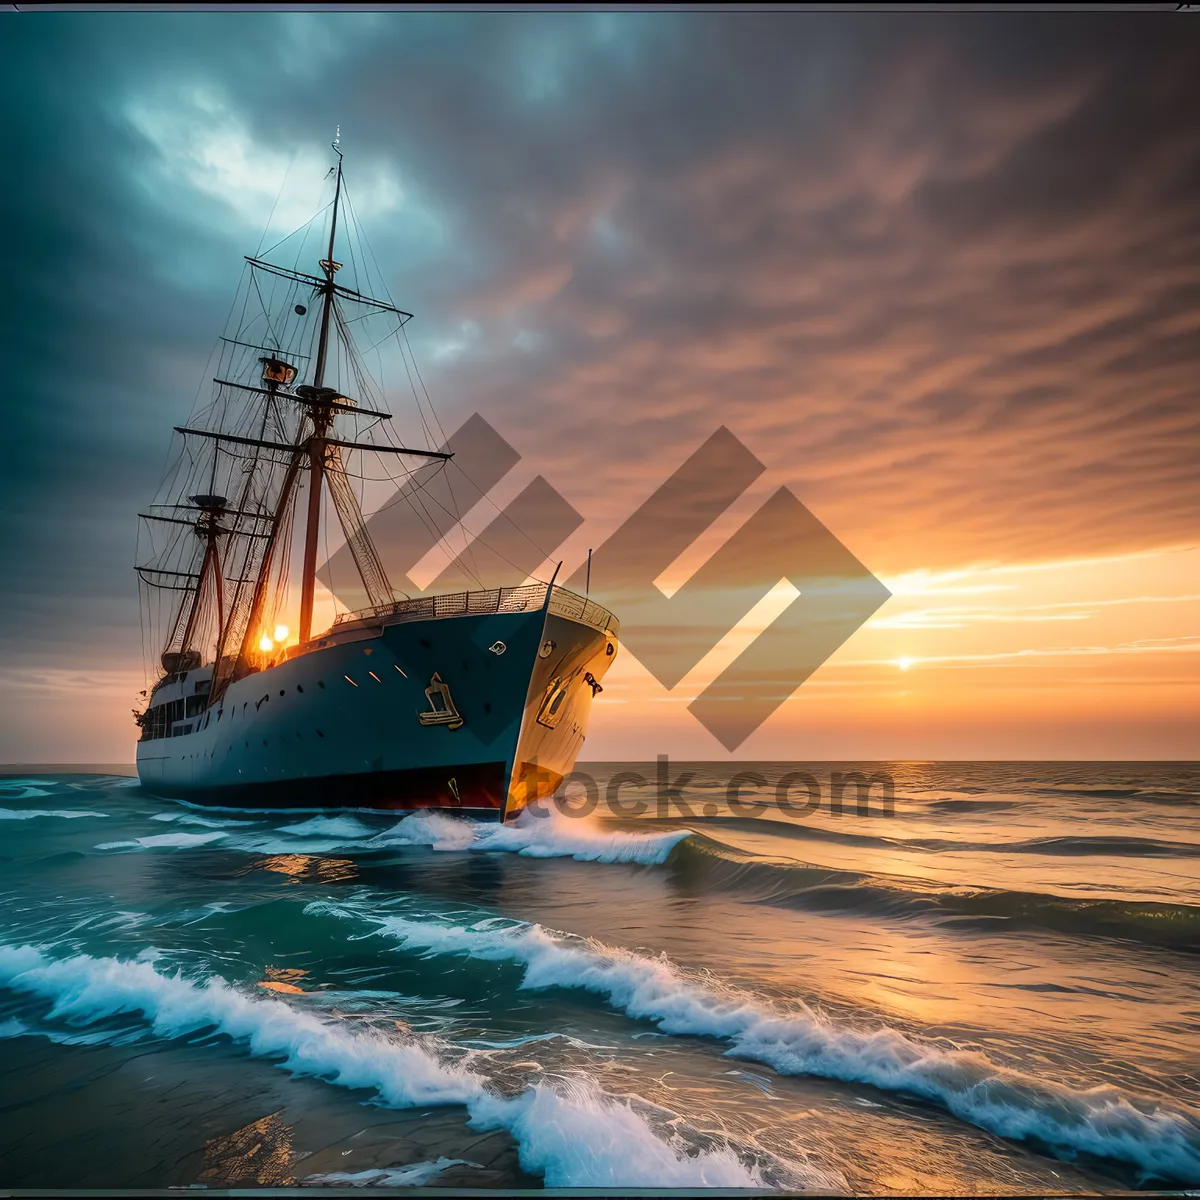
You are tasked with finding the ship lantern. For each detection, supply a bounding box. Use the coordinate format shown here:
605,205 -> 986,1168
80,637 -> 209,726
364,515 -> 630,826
259,357 -> 298,387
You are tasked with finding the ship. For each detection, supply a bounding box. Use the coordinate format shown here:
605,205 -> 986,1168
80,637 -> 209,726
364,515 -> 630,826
133,138 -> 619,820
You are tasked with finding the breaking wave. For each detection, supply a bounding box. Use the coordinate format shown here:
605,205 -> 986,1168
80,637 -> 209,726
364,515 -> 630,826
229,809 -> 692,865
311,902 -> 1200,1185
102,805 -> 1200,950
86,806 -> 1199,949
0,944 -> 831,1191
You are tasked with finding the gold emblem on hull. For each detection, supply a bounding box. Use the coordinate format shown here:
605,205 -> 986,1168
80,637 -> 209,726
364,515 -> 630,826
419,672 -> 464,730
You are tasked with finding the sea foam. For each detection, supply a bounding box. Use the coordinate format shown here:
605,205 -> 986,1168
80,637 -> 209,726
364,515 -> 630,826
1,808 -> 106,821
303,1157 -> 480,1186
150,812 -> 256,829
272,808 -> 695,865
471,810 -> 692,864
315,904 -> 1200,1185
96,831 -> 228,851
0,944 -> 820,1190
276,815 -> 378,840
0,783 -> 55,801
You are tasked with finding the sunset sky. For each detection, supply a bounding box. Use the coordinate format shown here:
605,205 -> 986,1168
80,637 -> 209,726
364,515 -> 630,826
2,9 -> 1197,763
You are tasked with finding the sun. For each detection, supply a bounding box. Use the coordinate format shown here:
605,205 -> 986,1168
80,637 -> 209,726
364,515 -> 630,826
894,656 -> 915,671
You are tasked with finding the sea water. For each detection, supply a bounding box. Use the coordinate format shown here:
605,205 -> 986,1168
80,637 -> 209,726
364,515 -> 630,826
0,761 -> 1197,1191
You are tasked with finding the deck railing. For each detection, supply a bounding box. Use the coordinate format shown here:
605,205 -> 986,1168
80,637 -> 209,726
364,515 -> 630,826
545,588 -> 620,635
332,584 -> 619,637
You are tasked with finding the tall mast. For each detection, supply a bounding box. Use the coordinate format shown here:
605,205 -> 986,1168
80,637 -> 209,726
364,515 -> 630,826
312,129 -> 343,392
298,131 -> 343,645
142,130 -> 454,707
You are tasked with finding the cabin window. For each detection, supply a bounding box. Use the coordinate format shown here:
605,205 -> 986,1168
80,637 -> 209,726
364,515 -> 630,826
146,697 -> 188,738
138,698 -> 175,742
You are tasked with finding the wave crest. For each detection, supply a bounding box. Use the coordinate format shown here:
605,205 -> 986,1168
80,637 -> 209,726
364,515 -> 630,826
313,903 -> 1200,1186
0,943 -> 829,1190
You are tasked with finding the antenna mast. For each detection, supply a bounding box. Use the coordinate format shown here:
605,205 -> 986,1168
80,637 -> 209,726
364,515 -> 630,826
298,129 -> 344,645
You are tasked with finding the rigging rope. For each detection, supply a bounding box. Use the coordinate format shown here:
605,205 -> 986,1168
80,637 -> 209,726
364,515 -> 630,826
325,443 -> 402,607
138,154 -> 571,695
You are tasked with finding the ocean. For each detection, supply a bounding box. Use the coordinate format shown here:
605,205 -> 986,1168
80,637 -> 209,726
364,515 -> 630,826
0,761 -> 1197,1193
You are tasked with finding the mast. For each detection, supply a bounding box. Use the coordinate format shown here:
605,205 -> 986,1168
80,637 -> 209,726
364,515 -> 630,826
298,132 -> 343,645
140,496 -> 234,673
178,510 -> 226,655
141,134 -> 454,704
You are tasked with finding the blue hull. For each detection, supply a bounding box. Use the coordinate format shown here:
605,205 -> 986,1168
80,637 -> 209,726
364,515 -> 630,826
136,594 -> 617,821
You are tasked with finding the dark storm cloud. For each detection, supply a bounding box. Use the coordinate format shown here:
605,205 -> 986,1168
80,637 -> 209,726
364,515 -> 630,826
2,9 -> 1199,695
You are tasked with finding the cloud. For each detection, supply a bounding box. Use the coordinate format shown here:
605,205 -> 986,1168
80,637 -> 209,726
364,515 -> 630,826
2,11 -> 1198,758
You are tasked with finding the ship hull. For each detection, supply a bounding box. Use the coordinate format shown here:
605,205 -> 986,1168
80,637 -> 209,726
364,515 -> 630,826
136,595 -> 616,821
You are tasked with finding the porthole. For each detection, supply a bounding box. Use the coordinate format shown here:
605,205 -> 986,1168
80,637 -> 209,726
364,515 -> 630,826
317,680 -> 325,689
279,690 -> 285,697
297,685 -> 304,694
606,643 -> 615,657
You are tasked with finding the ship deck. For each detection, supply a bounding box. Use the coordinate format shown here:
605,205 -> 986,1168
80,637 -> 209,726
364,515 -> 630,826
309,583 -> 618,651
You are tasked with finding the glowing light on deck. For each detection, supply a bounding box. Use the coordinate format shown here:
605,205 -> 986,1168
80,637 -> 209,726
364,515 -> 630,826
273,625 -> 289,642
259,636 -> 274,652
